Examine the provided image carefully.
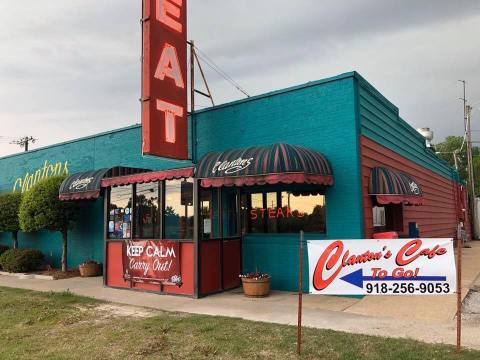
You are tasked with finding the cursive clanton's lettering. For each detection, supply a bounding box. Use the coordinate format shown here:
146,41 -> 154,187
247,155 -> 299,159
212,157 -> 254,175
13,160 -> 69,193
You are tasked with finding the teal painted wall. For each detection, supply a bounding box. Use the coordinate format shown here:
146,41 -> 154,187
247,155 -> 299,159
193,74 -> 364,291
0,125 -> 192,268
356,74 -> 459,182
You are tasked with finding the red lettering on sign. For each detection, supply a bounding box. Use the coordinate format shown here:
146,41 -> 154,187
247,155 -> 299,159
260,208 -> 266,218
286,207 -> 292,217
156,100 -> 184,143
395,239 -> 447,266
313,241 -> 344,291
249,207 -> 306,220
313,240 -> 386,291
157,0 -> 183,32
142,0 -> 187,159
155,43 -> 185,88
342,249 -> 382,266
277,207 -> 284,218
268,208 -> 276,219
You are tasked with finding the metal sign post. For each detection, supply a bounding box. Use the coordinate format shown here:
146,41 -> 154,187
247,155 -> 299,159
456,235 -> 462,352
297,230 -> 304,355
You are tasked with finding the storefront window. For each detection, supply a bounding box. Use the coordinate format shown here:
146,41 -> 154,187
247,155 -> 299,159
224,189 -> 239,237
249,193 -> 264,233
244,190 -> 326,233
372,206 -> 386,228
108,185 -> 133,239
135,182 -> 160,239
372,203 -> 403,232
164,179 -> 194,239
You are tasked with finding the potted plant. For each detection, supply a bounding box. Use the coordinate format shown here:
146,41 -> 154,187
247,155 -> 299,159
239,272 -> 271,297
79,260 -> 101,277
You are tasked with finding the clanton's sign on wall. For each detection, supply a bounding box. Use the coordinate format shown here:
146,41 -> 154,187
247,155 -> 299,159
141,0 -> 188,159
12,160 -> 69,193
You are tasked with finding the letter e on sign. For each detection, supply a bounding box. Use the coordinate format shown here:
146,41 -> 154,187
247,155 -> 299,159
142,0 -> 188,159
157,0 -> 183,32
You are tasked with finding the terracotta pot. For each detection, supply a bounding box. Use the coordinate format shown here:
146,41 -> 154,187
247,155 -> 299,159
79,263 -> 101,277
241,276 -> 270,297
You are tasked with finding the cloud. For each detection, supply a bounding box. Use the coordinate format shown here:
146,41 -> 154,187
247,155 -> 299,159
0,0 -> 480,157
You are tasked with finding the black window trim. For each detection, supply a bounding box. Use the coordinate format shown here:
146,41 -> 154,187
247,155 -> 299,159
243,188 -> 326,234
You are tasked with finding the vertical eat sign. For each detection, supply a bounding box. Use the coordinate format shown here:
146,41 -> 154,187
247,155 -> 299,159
142,0 -> 188,159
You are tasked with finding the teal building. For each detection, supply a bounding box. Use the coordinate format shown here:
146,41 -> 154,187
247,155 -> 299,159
0,72 -> 467,296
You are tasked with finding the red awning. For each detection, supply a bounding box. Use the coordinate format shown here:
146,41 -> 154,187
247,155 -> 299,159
375,195 -> 424,206
101,167 -> 194,187
201,173 -> 333,188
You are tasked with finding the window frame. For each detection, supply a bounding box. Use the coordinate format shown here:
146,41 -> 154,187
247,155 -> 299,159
105,178 -> 195,241
163,178 -> 195,240
134,181 -> 161,239
372,203 -> 403,233
242,186 -> 327,234
106,184 -> 134,240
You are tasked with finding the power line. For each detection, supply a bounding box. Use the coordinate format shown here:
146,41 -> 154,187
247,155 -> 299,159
0,135 -> 15,139
10,136 -> 37,152
193,45 -> 250,98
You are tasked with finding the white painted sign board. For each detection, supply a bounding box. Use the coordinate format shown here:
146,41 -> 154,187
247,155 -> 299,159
308,239 -> 456,295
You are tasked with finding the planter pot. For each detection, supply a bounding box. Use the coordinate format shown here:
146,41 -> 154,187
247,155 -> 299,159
241,276 -> 270,297
79,263 -> 101,277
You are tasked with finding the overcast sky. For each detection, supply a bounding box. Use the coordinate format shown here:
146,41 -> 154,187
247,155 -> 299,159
0,0 -> 479,157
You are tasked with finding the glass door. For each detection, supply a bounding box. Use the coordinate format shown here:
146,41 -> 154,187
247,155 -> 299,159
222,187 -> 241,289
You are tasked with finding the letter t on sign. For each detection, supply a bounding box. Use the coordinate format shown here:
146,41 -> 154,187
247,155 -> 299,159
157,0 -> 183,32
157,99 -> 184,143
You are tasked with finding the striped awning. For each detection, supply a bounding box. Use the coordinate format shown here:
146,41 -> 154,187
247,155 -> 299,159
101,167 -> 194,187
368,167 -> 423,205
196,143 -> 333,187
59,166 -> 150,201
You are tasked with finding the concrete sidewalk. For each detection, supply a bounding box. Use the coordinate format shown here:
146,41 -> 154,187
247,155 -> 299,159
1,242 -> 480,350
344,241 -> 480,323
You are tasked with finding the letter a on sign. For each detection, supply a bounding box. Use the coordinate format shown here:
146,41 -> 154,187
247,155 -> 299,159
141,0 -> 188,159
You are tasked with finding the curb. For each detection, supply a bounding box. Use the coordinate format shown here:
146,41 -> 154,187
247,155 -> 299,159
0,271 -> 54,281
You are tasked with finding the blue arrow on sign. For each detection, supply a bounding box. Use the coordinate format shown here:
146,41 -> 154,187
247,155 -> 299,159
340,269 -> 447,289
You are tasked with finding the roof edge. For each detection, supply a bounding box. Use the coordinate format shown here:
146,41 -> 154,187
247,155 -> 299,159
0,124 -> 142,161
193,71 -> 358,115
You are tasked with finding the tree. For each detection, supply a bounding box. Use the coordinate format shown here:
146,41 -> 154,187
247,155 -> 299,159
435,136 -> 480,194
19,176 -> 79,272
0,192 -> 22,249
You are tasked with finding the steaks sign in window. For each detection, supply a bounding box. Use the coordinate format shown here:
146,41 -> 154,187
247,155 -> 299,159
243,190 -> 326,233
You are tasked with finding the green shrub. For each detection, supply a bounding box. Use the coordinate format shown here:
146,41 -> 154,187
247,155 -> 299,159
0,192 -> 22,248
0,245 -> 9,256
0,248 -> 44,273
0,245 -> 9,269
19,176 -> 79,272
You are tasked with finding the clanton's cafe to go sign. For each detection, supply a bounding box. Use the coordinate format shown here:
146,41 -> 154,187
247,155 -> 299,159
0,0 -> 470,298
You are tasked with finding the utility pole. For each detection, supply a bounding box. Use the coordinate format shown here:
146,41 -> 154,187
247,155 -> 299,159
460,80 -> 467,130
11,136 -> 36,152
466,105 -> 475,213
459,80 -> 475,225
